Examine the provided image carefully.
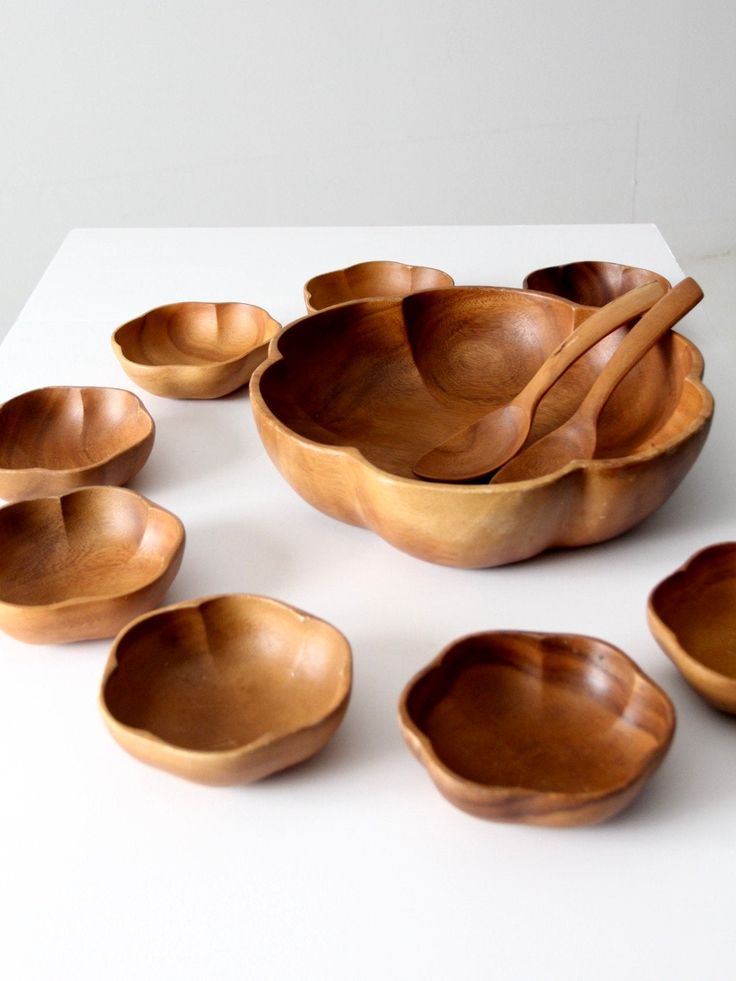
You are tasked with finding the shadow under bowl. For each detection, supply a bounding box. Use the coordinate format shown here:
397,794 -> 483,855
523,260 -> 671,307
100,594 -> 352,785
0,486 -> 185,643
304,260 -> 454,313
250,286 -> 712,568
0,386 -> 155,502
399,630 -> 676,826
648,542 -> 736,713
112,301 -> 281,399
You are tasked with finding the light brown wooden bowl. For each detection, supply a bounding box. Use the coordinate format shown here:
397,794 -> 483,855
523,260 -> 671,307
112,301 -> 281,399
250,287 -> 712,568
0,487 -> 185,644
304,260 -> 455,313
648,543 -> 736,713
0,386 -> 155,502
100,594 -> 352,785
399,631 -> 675,826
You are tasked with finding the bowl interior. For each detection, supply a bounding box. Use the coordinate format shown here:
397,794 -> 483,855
103,596 -> 349,752
261,288 -> 696,479
524,261 -> 671,307
0,387 -> 151,471
115,302 -> 278,367
651,544 -> 736,679
306,261 -> 454,311
405,633 -> 670,793
0,488 -> 177,605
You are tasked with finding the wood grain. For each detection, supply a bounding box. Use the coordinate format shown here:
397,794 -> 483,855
0,386 -> 154,501
100,594 -> 352,785
250,287 -> 713,567
399,631 -> 675,826
0,486 -> 185,643
112,301 -> 281,399
524,260 -> 671,306
648,542 -> 736,713
304,260 -> 454,312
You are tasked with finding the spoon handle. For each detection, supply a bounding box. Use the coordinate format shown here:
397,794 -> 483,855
578,277 -> 703,423
515,279 -> 666,413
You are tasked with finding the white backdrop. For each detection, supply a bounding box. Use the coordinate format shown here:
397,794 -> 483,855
1,0 -> 735,333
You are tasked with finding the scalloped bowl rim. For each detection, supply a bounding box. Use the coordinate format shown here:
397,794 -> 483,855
648,541 -> 736,687
99,593 -> 353,760
112,301 -> 282,370
251,288 -> 713,494
398,629 -> 676,801
0,385 -> 155,476
0,486 -> 185,612
304,259 -> 456,311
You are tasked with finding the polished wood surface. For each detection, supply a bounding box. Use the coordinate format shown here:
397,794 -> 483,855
524,260 -> 671,306
648,543 -> 736,713
112,301 -> 281,399
250,286 -> 712,567
413,280 -> 666,481
304,259 -> 454,313
399,631 -> 675,826
492,277 -> 704,483
100,594 -> 352,785
0,386 -> 154,501
0,487 -> 185,643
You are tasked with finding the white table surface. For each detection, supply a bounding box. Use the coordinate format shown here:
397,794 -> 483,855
1,226 -> 734,981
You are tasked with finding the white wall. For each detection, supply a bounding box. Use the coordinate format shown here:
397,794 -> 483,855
1,0 -> 734,334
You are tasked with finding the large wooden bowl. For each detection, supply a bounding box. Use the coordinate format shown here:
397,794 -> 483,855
0,386 -> 154,502
112,301 -> 281,399
399,631 -> 675,826
648,543 -> 736,713
304,260 -> 454,313
0,486 -> 185,644
100,594 -> 352,785
523,260 -> 671,307
250,287 -> 713,568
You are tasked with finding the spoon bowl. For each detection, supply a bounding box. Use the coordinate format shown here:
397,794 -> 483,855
251,284 -> 712,567
413,280 -> 666,482
492,278 -> 704,484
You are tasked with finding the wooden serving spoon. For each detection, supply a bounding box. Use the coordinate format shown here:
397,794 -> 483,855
413,279 -> 666,482
490,276 -> 703,485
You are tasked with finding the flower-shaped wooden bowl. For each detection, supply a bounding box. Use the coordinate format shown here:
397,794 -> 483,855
0,386 -> 154,502
0,487 -> 185,644
648,543 -> 736,713
304,260 -> 454,313
523,260 -> 671,307
112,301 -> 281,399
250,287 -> 712,568
399,631 -> 675,826
100,594 -> 352,785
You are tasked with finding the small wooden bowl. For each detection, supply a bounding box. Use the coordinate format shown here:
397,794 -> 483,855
648,543 -> 736,713
0,386 -> 155,502
251,287 -> 712,567
399,631 -> 675,826
112,301 -> 281,399
100,594 -> 352,785
0,487 -> 185,644
523,260 -> 671,307
304,260 -> 454,313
